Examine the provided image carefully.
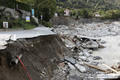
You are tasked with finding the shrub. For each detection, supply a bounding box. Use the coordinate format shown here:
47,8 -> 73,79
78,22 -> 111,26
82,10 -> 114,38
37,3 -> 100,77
40,21 -> 52,27
0,17 -> 36,29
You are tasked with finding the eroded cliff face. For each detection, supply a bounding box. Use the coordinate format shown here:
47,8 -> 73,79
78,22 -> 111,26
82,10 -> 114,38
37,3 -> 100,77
0,35 -> 68,80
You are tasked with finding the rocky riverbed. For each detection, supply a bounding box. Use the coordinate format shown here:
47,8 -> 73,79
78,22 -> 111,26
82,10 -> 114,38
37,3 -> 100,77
0,21 -> 120,80
52,21 -> 120,80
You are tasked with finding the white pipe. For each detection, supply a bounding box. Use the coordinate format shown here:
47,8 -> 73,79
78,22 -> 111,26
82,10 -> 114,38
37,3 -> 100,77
10,54 -> 22,66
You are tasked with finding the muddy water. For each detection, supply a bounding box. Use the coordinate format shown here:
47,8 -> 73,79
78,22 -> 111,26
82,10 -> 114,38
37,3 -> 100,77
93,35 -> 120,67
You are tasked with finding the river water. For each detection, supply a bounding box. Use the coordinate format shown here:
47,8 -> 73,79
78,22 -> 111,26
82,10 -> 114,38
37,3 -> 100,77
93,35 -> 120,67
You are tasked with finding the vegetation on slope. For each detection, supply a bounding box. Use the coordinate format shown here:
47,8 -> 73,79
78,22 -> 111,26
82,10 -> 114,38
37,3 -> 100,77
56,0 -> 120,20
0,0 -> 56,28
56,0 -> 120,10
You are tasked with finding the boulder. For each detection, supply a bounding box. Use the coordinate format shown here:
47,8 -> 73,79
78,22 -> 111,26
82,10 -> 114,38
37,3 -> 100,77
79,56 -> 87,61
65,56 -> 76,64
78,52 -> 84,56
83,51 -> 90,57
67,62 -> 76,69
82,40 -> 99,49
100,40 -> 106,44
93,56 -> 102,60
75,64 -> 86,73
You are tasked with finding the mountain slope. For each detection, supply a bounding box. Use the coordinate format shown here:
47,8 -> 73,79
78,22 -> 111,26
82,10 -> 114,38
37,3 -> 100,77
57,0 -> 120,10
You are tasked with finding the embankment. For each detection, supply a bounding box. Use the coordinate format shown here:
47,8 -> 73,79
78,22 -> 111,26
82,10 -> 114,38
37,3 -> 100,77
0,35 -> 69,80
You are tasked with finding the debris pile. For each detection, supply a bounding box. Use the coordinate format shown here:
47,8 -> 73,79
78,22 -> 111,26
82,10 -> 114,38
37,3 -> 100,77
0,27 -> 68,80
52,35 -> 120,80
54,21 -> 120,37
60,36 -> 106,79
52,21 -> 120,80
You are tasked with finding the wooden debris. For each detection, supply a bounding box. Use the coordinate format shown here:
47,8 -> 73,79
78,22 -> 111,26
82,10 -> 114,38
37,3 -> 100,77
102,64 -> 120,75
84,63 -> 109,73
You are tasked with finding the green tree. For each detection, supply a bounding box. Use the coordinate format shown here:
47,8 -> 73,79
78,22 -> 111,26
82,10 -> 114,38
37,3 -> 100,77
56,8 -> 64,16
16,0 -> 34,4
78,9 -> 92,18
98,10 -> 105,15
34,0 -> 56,21
102,10 -> 120,19
15,0 -> 57,21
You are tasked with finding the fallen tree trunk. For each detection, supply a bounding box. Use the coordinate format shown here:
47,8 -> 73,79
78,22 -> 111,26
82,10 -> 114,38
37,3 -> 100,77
84,63 -> 109,73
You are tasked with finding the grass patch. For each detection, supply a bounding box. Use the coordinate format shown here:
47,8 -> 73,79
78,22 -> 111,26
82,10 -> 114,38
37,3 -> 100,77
40,20 -> 52,27
12,23 -> 35,30
0,16 -> 37,29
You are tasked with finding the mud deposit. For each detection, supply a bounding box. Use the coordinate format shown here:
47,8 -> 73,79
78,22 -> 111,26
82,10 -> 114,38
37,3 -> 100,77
0,35 -> 69,80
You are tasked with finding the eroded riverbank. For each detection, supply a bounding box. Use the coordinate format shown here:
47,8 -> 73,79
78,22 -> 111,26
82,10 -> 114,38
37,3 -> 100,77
0,35 -> 70,80
52,21 -> 120,80
0,21 -> 120,80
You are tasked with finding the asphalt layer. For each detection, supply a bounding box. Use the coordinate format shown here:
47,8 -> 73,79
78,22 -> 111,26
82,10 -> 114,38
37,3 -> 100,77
0,27 -> 55,50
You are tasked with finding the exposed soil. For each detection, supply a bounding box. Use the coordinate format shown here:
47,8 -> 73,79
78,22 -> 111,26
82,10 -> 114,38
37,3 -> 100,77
0,35 -> 69,80
1,19 -> 120,80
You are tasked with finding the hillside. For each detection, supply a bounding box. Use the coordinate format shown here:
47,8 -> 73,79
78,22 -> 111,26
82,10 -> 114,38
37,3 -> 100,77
57,0 -> 120,10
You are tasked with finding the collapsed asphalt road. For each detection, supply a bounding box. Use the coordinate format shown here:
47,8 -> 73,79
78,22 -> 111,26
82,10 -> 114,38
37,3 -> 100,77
0,21 -> 120,80
0,27 -> 70,80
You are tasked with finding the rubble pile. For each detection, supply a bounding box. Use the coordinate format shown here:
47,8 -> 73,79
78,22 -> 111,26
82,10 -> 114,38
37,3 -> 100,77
54,21 -> 120,37
52,35 -> 107,80
52,21 -> 120,80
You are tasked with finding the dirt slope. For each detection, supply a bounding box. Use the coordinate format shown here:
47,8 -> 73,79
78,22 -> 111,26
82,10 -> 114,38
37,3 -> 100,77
0,35 -> 69,80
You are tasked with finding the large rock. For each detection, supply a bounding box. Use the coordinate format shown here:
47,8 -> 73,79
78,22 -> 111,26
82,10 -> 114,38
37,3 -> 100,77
78,52 -> 84,56
79,56 -> 87,61
0,6 -> 30,19
82,40 -> 99,49
75,64 -> 86,73
70,75 -> 81,80
93,56 -> 102,60
69,70 -> 80,77
77,35 -> 101,41
64,39 -> 76,48
65,56 -> 76,64
67,62 -> 76,69
100,40 -> 106,44
83,51 -> 90,57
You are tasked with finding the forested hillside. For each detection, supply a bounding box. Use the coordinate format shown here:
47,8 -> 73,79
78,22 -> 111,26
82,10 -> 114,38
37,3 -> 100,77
57,0 -> 120,10
0,0 -> 56,28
